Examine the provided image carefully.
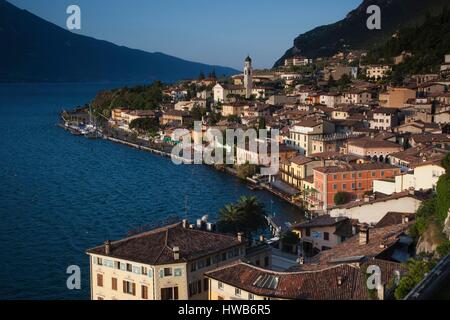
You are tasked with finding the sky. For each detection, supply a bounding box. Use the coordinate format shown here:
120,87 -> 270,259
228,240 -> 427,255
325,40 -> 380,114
9,0 -> 362,70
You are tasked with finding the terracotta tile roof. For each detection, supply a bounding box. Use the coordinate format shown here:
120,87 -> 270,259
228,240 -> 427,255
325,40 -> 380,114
292,215 -> 348,229
348,138 -> 402,149
86,223 -> 242,265
297,223 -> 411,269
206,262 -> 370,300
332,190 -> 431,210
375,212 -> 415,228
314,162 -> 397,174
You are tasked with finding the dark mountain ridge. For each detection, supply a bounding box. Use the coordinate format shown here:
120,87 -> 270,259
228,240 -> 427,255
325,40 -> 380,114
0,0 -> 238,83
275,0 -> 449,67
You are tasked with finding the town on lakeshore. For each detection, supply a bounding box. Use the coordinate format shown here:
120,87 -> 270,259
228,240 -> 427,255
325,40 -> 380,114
63,49 -> 450,301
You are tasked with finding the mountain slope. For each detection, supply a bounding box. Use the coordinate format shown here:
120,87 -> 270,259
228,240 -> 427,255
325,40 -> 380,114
0,0 -> 238,83
275,0 -> 449,67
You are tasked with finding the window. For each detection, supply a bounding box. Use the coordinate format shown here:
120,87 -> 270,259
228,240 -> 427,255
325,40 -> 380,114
342,183 -> 346,190
333,175 -> 337,180
114,261 -> 120,270
324,232 -> 330,241
161,287 -> 179,300
371,172 -> 376,177
218,282 -> 224,290
358,173 -> 362,178
198,260 -> 205,269
164,268 -> 173,277
96,257 -> 103,266
235,288 -> 241,297
142,285 -> 148,300
190,262 -> 197,272
126,263 -> 132,272
381,171 -> 385,177
222,252 -> 227,261
97,274 -> 103,287
123,281 -> 136,296
111,277 -> 117,291
205,257 -> 211,267
142,267 -> 148,276
264,257 -> 270,267
351,183 -> 356,190
333,184 -> 337,190
305,228 -> 311,237
189,280 -> 202,297
248,293 -> 254,300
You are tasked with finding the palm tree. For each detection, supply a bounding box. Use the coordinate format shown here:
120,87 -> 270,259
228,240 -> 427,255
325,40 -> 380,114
236,196 -> 266,235
217,196 -> 266,236
217,204 -> 241,234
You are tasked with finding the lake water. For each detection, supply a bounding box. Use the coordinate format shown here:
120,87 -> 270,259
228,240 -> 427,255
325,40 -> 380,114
0,83 -> 303,300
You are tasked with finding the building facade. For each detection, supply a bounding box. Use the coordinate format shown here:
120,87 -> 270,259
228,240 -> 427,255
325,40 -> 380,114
86,221 -> 246,300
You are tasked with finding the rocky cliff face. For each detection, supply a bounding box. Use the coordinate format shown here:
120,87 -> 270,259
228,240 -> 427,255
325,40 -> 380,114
274,0 -> 449,67
416,222 -> 444,255
444,209 -> 450,240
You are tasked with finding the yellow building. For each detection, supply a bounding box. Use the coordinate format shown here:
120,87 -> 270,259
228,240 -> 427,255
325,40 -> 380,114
86,221 -> 246,300
379,87 -> 416,109
221,103 -> 248,117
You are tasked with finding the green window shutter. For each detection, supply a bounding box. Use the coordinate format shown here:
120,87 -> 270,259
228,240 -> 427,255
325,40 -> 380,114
174,268 -> 182,277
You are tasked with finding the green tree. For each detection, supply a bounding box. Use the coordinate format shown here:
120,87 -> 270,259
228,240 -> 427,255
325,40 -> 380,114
129,117 -> 159,134
217,196 -> 266,236
334,192 -> 351,205
436,174 -> 450,224
394,258 -> 436,300
436,240 -> 450,258
236,163 -> 257,180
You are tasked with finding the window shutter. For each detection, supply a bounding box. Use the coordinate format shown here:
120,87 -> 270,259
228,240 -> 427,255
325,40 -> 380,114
123,281 -> 126,293
112,278 -> 117,291
132,283 -> 136,296
159,270 -> 164,278
174,287 -> 179,300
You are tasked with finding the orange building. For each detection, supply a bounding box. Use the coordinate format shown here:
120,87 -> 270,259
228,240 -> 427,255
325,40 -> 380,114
312,163 -> 401,210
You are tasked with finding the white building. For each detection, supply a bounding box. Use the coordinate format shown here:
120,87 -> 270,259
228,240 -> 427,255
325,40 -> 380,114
366,65 -> 392,80
373,162 -> 446,195
319,93 -> 342,108
342,90 -> 372,105
329,191 -> 425,225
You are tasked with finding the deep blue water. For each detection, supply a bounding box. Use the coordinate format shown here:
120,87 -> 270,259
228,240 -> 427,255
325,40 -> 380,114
0,83 -> 302,300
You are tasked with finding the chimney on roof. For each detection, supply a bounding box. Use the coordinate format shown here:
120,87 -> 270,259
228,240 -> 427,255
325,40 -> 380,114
206,222 -> 216,232
359,227 -> 370,246
104,240 -> 111,256
173,246 -> 180,261
196,219 -> 206,230
237,233 -> 244,243
402,216 -> 410,224
182,219 -> 189,229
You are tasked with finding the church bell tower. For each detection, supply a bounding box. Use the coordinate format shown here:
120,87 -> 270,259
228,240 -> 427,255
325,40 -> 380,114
244,56 -> 253,99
